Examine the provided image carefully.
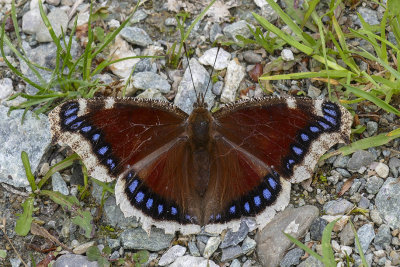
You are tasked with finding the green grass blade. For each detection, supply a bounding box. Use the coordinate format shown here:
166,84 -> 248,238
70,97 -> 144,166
301,0 -> 320,29
259,70 -> 351,80
350,221 -> 370,267
21,151 -> 37,192
283,232 -> 324,262
343,84 -> 400,116
321,218 -> 339,266
15,197 -> 34,236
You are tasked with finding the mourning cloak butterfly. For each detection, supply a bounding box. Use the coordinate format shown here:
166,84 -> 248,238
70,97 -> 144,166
49,95 -> 352,235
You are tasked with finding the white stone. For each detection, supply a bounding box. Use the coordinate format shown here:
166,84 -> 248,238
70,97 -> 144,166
22,8 -> 43,34
375,162 -> 389,178
203,236 -> 221,258
108,36 -> 140,79
341,246 -> 352,256
374,250 -> 386,258
158,245 -> 186,266
221,58 -> 245,103
72,241 -> 95,254
0,78 -> 13,100
36,8 -> 69,42
199,47 -> 231,70
169,255 -> 218,267
331,240 -> 341,253
281,49 -> 294,61
254,0 -> 277,8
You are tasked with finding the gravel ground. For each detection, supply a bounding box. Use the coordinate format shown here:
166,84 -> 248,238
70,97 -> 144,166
0,0 -> 399,266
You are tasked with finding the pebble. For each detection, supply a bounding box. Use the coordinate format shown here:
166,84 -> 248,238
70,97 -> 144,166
120,26 -> 152,47
307,85 -> 321,98
375,177 -> 400,229
221,59 -> 245,103
107,238 -> 120,250
347,150 -> 375,171
366,121 -> 378,135
108,36 -> 140,79
356,7 -> 380,26
230,259 -> 241,267
120,228 -> 173,251
321,215 -> 349,232
174,58 -> 214,114
370,209 -> 383,225
374,224 -> 392,248
243,51 -> 262,63
136,88 -> 168,101
333,155 -> 350,168
323,198 -> 353,215
209,23 -> 222,43
203,236 -> 221,258
281,49 -> 294,61
375,162 -> 389,178
188,241 -> 201,257
132,71 -> 171,93
356,223 -> 375,254
158,245 -> 186,266
331,240 -> 341,253
280,248 -> 304,267
339,222 -> 355,246
165,17 -> 177,26
309,217 -> 328,241
0,106 -> 51,188
241,236 -> 256,254
358,196 -> 370,209
341,245 -> 352,256
36,8 -> 68,42
349,179 -> 362,195
53,254 -> 98,267
169,255 -> 218,267
221,220 -> 249,248
221,245 -> 242,262
390,251 -> 400,265
199,47 -> 231,70
0,78 -> 13,101
223,20 -> 252,42
130,9 -> 148,24
298,256 -> 323,267
212,81 -> 224,95
51,172 -> 69,195
22,8 -> 42,35
72,241 -> 95,255
388,157 -> 400,177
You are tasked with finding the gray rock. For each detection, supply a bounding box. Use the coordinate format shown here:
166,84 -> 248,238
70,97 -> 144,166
241,236 -> 256,254
132,72 -> 171,93
165,17 -> 177,26
336,168 -> 351,177
280,248 -> 304,267
256,205 -> 319,267
375,162 -> 389,178
136,88 -> 168,101
366,121 -> 378,135
133,58 -> 157,74
223,20 -> 252,42
310,217 -> 328,241
221,245 -> 242,262
36,9 -> 69,42
307,85 -> 321,98
375,177 -> 400,229
53,254 -> 98,267
374,224 -> 391,248
103,196 -> 138,228
327,170 -> 341,185
323,199 -> 353,215
107,238 -> 120,250
221,59 -> 245,103
203,236 -> 221,258
188,241 -> 201,257
221,220 -> 249,248
169,255 -> 218,267
393,237 -> 400,246
333,155 -> 350,168
22,8 -> 42,34
10,258 -> 21,267
212,81 -> 223,95
47,0 -> 61,5
356,223 -> 375,254
358,196 -> 370,209
370,209 -> 383,225
356,7 -> 380,26
209,23 -> 222,43
120,227 -> 173,251
0,105 -> 51,188
230,259 -> 241,267
199,47 -> 231,70
349,179 -> 362,195
261,4 -> 279,22
365,176 -> 384,194
0,78 -> 13,101
120,27 -> 152,47
243,51 -> 262,63
158,245 -> 186,266
281,49 -> 294,61
339,222 -> 355,246
51,172 -> 69,195
298,256 -> 323,267
388,157 -> 400,177
130,9 -> 148,24
174,58 -> 215,114
347,150 -> 375,171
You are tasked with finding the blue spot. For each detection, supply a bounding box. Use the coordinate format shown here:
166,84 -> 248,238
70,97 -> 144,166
135,191 -> 144,203
158,204 -> 163,214
98,146 -> 108,155
92,133 -> 100,141
146,198 -> 153,209
310,126 -> 320,133
185,214 -> 191,220
318,120 -> 330,130
71,121 -> 83,129
289,159 -> 295,164
64,107 -> 77,116
81,126 -> 92,132
300,133 -> 309,142
64,115 -> 77,125
254,196 -> 261,206
209,214 -> 214,220
216,214 -> 221,220
263,188 -> 271,200
292,146 -> 303,155
107,159 -> 115,169
244,202 -> 250,212
229,205 -> 236,214
128,180 -> 138,193
127,172 -> 133,178
268,177 -> 278,190
323,108 -> 337,116
324,115 -> 337,125
171,207 -> 177,215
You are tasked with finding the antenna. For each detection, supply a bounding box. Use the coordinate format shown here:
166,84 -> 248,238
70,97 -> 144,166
203,45 -> 221,104
183,43 -> 201,105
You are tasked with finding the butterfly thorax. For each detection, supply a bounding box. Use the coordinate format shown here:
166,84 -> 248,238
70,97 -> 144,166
187,107 -> 213,197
